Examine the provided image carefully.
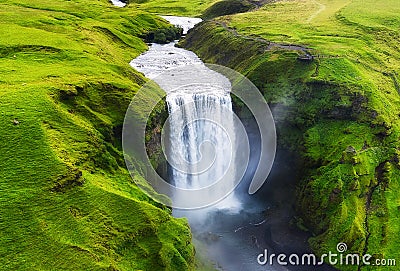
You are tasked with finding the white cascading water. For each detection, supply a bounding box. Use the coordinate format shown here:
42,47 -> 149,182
127,15 -> 286,271
166,91 -> 233,189
130,17 -> 241,210
165,89 -> 240,210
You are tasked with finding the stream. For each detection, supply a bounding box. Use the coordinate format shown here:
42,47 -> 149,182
130,16 -> 336,271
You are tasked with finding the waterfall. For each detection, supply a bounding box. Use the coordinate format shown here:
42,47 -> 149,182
126,16 -> 281,271
130,16 -> 242,210
165,89 -> 240,210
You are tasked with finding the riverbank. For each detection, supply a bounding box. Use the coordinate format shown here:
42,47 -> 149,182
0,1 -> 195,270
181,2 -> 400,269
130,15 -> 339,270
2,0 -> 399,270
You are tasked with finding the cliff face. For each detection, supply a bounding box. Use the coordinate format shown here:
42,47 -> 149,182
0,1 -> 194,270
181,17 -> 400,269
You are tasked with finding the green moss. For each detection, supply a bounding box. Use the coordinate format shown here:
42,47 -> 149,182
128,0 -> 220,17
0,0 -> 195,270
144,26 -> 183,44
182,0 -> 400,268
201,0 -> 255,20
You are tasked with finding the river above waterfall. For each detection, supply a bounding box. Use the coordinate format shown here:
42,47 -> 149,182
131,17 -> 242,211
130,16 -> 336,271
110,0 -> 126,7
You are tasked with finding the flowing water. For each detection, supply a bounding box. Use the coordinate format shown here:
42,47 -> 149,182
110,0 -> 126,7
131,18 -> 241,211
165,90 -> 242,210
130,16 -> 336,271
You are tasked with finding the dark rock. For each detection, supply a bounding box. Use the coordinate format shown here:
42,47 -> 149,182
51,168 -> 84,193
370,110 -> 378,119
333,188 -> 342,194
297,54 -> 314,62
345,146 -> 357,154
362,140 -> 369,150
329,188 -> 342,202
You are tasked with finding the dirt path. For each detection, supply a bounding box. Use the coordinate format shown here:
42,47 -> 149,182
214,21 -> 314,59
306,0 -> 326,23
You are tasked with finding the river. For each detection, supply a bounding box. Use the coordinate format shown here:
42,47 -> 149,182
129,15 -> 336,271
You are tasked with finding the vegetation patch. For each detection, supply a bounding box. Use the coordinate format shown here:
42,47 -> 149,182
144,26 -> 183,44
128,0 -> 221,17
0,0 -> 195,270
201,0 -> 255,20
182,0 -> 400,269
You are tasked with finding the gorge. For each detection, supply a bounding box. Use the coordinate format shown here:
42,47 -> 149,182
129,16 -> 335,271
1,0 -> 399,270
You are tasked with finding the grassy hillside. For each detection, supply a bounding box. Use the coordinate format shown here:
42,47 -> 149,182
182,0 -> 400,269
0,0 -> 196,270
201,0 -> 255,20
128,0 -> 220,17
128,0 -> 256,18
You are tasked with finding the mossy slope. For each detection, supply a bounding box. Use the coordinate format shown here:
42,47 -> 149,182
0,0 -> 194,270
127,0 -> 220,17
201,0 -> 255,20
181,0 -> 400,269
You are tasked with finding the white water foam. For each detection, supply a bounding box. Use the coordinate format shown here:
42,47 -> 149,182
110,0 -> 126,7
131,16 -> 241,211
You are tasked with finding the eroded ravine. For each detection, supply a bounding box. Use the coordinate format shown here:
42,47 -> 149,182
129,15 -> 337,271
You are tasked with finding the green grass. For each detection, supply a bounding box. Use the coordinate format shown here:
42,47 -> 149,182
3,0 -> 399,269
201,0 -> 255,20
0,0 -> 197,270
128,0 -> 220,17
182,0 -> 400,269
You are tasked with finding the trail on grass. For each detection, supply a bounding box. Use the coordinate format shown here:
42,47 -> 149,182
306,0 -> 326,23
214,21 -> 313,57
